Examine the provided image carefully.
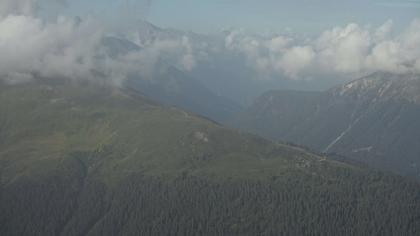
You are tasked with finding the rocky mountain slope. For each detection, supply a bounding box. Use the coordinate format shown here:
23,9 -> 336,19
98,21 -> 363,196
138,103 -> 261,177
234,72 -> 420,179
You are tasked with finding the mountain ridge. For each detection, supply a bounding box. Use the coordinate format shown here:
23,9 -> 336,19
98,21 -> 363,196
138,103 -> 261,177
233,72 -> 420,179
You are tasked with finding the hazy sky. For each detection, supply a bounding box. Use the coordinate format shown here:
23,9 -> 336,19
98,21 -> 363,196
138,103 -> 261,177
61,0 -> 420,34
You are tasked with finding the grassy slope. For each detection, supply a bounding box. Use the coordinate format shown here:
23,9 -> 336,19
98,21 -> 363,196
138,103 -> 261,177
1,80 -> 420,236
0,80 -> 361,186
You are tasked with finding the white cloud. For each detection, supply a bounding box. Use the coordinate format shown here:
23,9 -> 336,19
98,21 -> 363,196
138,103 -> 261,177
0,14 -> 104,83
316,23 -> 371,73
366,19 -> 420,74
266,36 -> 290,53
0,0 -> 199,84
0,0 -> 418,85
225,19 -> 420,80
366,40 -> 403,72
401,19 -> 420,57
0,0 -> 37,16
374,20 -> 394,41
278,46 -> 315,78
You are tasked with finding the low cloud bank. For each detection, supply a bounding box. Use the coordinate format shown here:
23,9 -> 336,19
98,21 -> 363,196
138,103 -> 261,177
0,0 -> 419,85
0,0 -> 196,85
225,19 -> 420,79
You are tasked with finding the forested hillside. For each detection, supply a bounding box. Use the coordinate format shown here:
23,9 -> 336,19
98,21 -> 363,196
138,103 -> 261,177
1,79 -> 420,236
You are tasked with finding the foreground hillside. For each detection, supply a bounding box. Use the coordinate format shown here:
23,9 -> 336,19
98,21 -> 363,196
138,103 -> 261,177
1,80 -> 420,236
234,72 -> 420,180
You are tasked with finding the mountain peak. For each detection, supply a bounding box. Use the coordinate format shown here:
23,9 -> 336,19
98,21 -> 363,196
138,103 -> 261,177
333,72 -> 420,103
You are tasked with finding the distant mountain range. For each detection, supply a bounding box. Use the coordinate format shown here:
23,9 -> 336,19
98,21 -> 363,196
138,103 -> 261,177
104,21 -> 340,107
1,79 -> 420,235
127,65 -> 242,123
101,27 -> 420,181
102,26 -> 420,181
233,72 -> 420,179
98,21 -> 351,125
101,33 -> 243,123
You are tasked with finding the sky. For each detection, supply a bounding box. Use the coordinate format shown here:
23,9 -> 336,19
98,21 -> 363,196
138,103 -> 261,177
60,0 -> 420,34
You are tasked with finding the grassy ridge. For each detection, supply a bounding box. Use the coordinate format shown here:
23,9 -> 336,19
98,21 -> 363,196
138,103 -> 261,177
1,80 -> 420,235
0,80 -> 360,185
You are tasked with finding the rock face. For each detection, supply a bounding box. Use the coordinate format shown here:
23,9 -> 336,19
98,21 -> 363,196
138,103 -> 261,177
234,72 -> 420,179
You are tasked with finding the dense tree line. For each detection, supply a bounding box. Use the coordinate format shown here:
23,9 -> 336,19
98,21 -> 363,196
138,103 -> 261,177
1,167 -> 420,236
